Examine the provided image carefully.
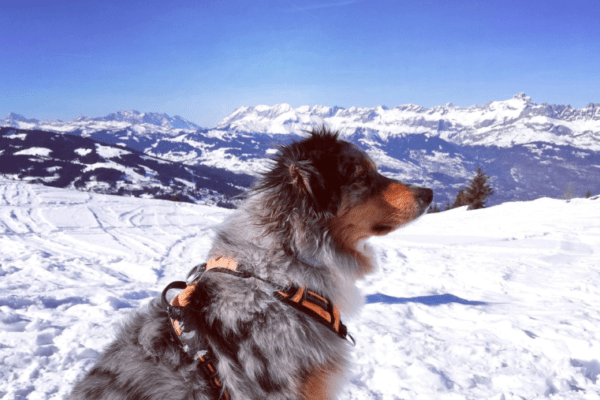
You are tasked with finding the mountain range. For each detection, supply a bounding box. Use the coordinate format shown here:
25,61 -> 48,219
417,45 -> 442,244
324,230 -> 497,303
217,93 -> 600,149
2,93 -> 599,208
0,127 -> 253,208
4,110 -> 201,132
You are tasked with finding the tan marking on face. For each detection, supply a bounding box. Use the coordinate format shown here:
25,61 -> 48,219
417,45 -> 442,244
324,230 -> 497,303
329,195 -> 392,275
382,183 -> 420,224
328,182 -> 420,276
383,183 -> 413,209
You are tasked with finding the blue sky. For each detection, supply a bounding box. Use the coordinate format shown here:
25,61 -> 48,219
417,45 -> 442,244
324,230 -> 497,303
1,0 -> 599,127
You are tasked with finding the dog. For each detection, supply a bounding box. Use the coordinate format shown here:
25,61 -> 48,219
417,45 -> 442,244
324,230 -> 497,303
70,127 -> 433,400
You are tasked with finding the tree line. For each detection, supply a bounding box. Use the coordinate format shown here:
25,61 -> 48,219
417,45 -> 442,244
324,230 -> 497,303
429,168 -> 596,213
428,167 -> 494,213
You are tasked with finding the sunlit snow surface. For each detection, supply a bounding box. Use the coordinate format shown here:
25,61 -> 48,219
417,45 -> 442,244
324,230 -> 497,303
1,179 -> 599,399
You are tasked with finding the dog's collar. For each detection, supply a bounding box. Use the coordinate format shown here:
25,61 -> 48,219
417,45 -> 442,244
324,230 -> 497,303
160,257 -> 355,399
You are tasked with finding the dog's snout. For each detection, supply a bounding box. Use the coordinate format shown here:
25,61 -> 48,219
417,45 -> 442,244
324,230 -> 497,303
416,188 -> 433,204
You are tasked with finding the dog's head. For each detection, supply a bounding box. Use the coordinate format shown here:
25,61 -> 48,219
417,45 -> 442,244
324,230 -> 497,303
254,127 -> 433,259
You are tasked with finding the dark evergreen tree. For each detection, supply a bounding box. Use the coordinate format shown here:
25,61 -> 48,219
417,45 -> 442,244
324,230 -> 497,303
585,190 -> 592,198
451,188 -> 469,209
464,167 -> 494,210
428,203 -> 440,213
444,201 -> 451,211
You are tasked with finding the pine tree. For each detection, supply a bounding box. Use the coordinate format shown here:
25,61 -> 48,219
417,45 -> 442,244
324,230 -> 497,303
451,188 -> 469,209
464,167 -> 494,210
585,190 -> 592,198
444,201 -> 451,211
428,203 -> 440,213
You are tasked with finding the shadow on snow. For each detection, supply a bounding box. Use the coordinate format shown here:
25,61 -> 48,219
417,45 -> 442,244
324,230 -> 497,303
366,293 -> 488,306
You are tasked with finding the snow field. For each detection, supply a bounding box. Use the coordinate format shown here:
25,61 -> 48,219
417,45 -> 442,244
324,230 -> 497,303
0,179 -> 599,399
344,198 -> 600,399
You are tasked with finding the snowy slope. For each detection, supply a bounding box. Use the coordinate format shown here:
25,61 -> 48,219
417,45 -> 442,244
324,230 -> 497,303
217,94 -> 600,151
1,180 -> 599,399
0,127 -> 254,208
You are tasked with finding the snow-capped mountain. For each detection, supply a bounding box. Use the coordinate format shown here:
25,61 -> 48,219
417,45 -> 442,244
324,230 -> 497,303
6,94 -> 600,150
0,127 -> 253,208
217,93 -> 600,151
4,112 -> 40,124
2,94 -> 599,207
92,110 -> 201,130
2,110 -> 201,135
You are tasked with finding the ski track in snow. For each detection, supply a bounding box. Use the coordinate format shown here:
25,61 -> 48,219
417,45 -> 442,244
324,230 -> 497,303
0,179 -> 599,399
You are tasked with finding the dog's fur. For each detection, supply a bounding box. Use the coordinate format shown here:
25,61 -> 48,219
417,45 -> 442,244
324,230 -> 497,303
70,128 -> 433,400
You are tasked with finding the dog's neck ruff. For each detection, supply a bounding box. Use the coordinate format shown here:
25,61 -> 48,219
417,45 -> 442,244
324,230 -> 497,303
160,257 -> 355,400
297,254 -> 321,269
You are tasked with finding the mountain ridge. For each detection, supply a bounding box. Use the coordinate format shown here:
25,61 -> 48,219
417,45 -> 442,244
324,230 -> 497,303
216,93 -> 600,150
4,93 -> 600,150
2,110 -> 202,134
2,94 -> 599,207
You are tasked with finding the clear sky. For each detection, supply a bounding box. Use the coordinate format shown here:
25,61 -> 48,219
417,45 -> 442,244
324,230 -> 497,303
1,0 -> 599,127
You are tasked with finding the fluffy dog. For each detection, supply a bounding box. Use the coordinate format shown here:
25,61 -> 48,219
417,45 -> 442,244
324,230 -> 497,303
70,127 -> 433,400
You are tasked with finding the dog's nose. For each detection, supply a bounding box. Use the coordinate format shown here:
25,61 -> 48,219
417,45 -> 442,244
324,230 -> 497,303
416,188 -> 433,204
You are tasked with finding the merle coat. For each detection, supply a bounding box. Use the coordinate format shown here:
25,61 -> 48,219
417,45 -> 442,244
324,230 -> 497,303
69,128 -> 433,400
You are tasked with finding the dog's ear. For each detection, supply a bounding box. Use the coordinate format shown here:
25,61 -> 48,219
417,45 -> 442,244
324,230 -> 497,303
288,160 -> 340,215
288,161 -> 319,201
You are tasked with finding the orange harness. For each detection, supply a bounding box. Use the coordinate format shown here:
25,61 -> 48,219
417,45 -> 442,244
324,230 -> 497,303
161,257 -> 355,400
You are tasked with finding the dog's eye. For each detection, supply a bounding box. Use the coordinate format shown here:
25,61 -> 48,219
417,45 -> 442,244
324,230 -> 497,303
349,169 -> 369,189
353,166 -> 365,178
354,167 -> 368,179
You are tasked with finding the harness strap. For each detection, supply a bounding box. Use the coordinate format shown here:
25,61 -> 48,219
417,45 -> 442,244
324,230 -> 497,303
197,344 -> 231,400
275,285 -> 354,345
161,257 -> 356,400
161,281 -> 230,400
199,260 -> 355,346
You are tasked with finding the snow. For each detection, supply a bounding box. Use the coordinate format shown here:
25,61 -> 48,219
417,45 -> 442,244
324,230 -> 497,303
94,144 -> 130,159
148,149 -> 199,164
5,133 -> 27,140
74,148 -> 92,157
203,129 -> 235,140
1,179 -> 600,399
173,177 -> 196,188
195,147 -> 272,176
13,147 -> 52,157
